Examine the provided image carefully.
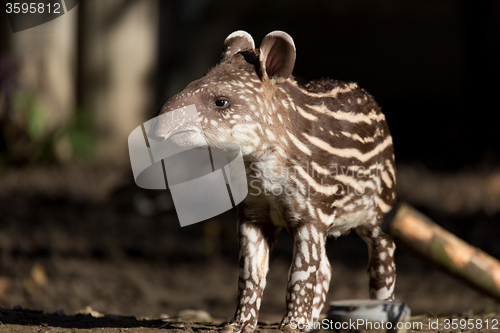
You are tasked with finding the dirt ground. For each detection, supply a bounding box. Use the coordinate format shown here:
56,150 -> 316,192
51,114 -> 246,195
0,163 -> 499,332
0,307 -> 499,333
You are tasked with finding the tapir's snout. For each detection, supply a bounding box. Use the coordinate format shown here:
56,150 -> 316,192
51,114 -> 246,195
147,118 -> 168,142
147,104 -> 207,148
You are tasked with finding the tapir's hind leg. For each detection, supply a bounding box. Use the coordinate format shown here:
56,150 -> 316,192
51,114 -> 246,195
356,224 -> 396,300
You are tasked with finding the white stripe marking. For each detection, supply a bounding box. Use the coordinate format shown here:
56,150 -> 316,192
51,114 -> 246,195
306,104 -> 386,124
296,106 -> 318,121
287,131 -> 312,156
303,133 -> 393,163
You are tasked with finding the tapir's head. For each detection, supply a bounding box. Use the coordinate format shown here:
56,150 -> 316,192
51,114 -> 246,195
148,30 -> 296,158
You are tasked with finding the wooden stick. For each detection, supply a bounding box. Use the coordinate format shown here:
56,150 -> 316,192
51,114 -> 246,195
386,202 -> 500,302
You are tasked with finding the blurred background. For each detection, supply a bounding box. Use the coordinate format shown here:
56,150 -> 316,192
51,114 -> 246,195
0,0 -> 500,322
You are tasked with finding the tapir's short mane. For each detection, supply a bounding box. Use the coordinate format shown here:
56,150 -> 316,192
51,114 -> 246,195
204,50 -> 259,79
303,78 -> 349,94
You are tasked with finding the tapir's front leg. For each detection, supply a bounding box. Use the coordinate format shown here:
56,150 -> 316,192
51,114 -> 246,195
222,203 -> 277,333
281,224 -> 327,332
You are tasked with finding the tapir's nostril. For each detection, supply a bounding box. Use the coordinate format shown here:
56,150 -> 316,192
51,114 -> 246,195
147,126 -> 165,142
147,115 -> 173,142
147,126 -> 166,142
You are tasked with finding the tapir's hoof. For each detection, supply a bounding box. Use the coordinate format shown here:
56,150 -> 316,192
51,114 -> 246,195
281,324 -> 300,333
221,322 -> 255,333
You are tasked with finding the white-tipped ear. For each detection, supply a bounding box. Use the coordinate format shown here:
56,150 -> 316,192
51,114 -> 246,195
259,31 -> 296,84
221,30 -> 255,61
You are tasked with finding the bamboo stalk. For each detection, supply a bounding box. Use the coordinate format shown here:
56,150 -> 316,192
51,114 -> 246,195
386,202 -> 500,302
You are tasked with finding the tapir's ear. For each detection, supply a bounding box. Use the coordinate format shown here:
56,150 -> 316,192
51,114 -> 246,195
221,30 -> 255,61
258,31 -> 296,84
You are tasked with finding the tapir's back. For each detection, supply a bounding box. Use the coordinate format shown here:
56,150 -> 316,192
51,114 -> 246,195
271,78 -> 396,236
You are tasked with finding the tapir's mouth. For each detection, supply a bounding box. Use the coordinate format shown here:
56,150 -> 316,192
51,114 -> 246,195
164,128 -> 207,149
168,129 -> 199,138
167,129 -> 203,142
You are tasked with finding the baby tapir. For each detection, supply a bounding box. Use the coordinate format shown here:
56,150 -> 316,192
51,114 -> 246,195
150,30 -> 397,332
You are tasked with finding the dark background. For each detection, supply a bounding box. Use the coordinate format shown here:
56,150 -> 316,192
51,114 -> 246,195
158,0 -> 500,170
0,0 -> 499,323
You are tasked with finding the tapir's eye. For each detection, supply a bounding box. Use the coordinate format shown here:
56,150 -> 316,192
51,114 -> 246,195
214,98 -> 229,108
